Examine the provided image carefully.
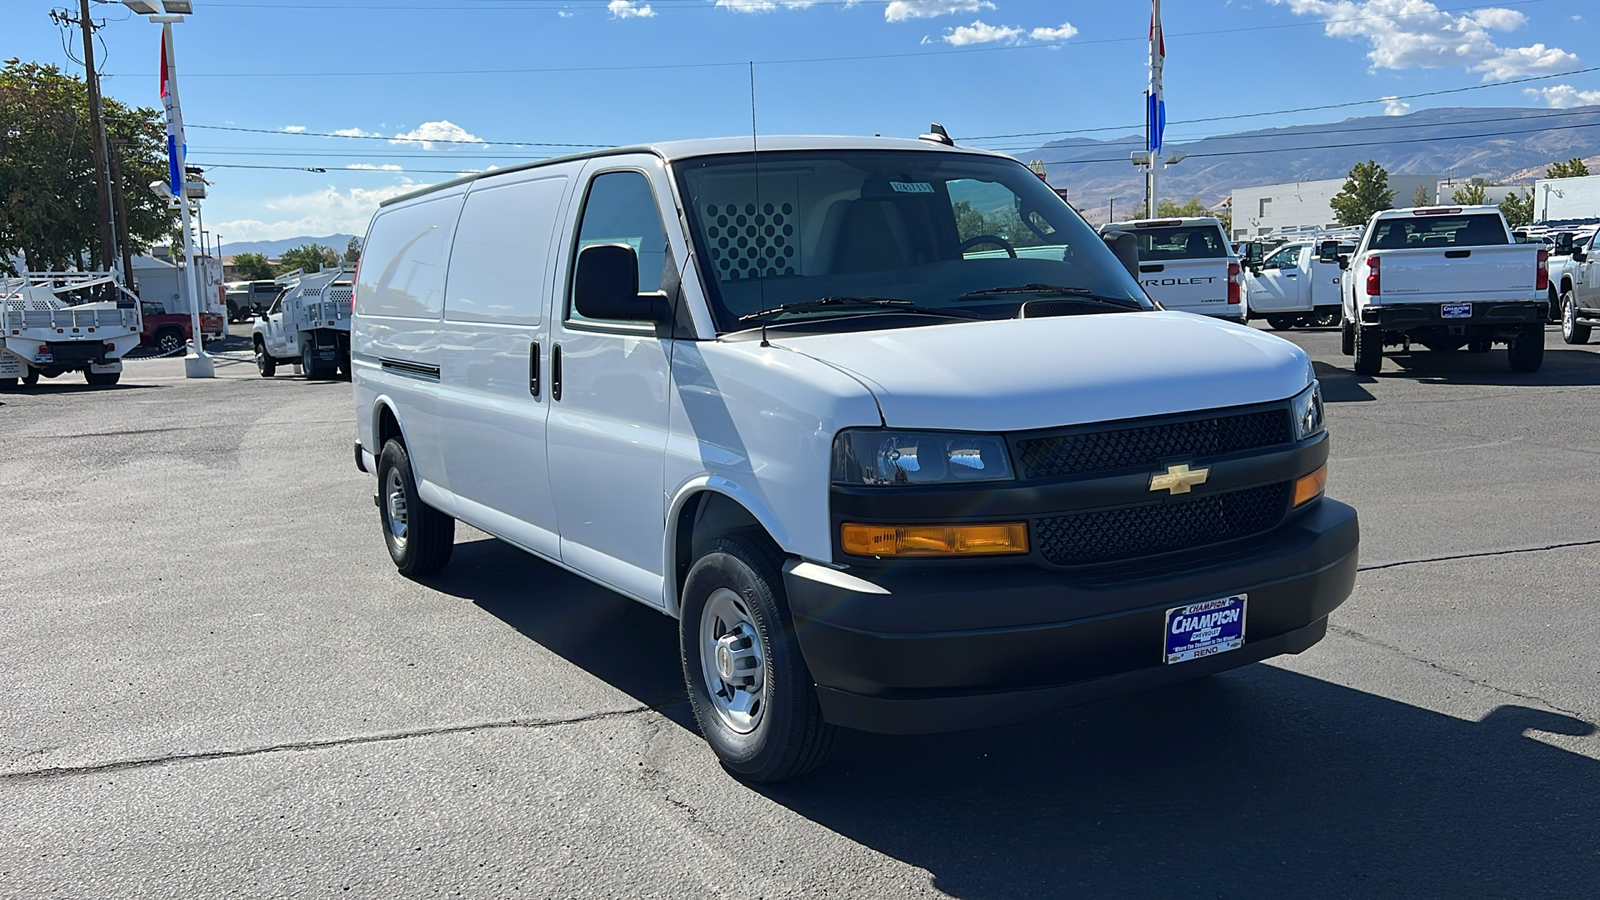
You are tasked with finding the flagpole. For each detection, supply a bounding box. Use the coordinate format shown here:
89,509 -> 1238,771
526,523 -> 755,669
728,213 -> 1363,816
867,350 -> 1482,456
161,20 -> 213,377
1149,0 -> 1163,217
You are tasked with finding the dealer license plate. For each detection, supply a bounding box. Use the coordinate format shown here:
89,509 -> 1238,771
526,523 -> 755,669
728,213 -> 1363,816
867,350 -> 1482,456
1441,303 -> 1472,319
1164,595 -> 1247,664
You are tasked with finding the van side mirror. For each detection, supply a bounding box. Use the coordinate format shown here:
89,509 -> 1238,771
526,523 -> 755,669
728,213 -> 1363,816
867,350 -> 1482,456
1317,241 -> 1341,264
1102,231 -> 1140,281
573,244 -> 665,322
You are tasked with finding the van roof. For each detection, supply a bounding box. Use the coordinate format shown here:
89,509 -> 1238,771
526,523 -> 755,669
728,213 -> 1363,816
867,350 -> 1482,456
379,135 -> 1012,208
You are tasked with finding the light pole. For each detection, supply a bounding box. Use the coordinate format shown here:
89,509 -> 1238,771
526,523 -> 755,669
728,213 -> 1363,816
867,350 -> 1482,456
123,0 -> 213,377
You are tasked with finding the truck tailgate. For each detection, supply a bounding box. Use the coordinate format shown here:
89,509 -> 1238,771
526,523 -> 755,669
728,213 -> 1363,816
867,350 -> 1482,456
1377,246 -> 1538,298
1138,258 -> 1230,312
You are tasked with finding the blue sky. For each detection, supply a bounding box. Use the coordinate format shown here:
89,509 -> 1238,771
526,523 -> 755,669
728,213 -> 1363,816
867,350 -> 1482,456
12,0 -> 1600,245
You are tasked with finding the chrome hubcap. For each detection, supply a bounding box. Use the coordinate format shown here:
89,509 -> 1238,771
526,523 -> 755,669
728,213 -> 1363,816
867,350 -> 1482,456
699,587 -> 766,734
385,468 -> 408,548
1564,297 -> 1575,337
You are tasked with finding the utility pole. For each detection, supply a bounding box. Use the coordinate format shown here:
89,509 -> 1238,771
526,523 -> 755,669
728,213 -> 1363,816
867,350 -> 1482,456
54,1 -> 121,275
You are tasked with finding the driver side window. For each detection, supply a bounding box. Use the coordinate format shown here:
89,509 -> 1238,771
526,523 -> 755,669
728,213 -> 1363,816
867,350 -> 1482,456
1263,247 -> 1300,270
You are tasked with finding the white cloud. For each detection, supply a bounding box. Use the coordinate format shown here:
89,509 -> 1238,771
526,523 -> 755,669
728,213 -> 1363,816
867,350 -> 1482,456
1029,22 -> 1078,42
282,125 -> 306,133
1271,0 -> 1579,79
1526,84 -> 1600,108
347,163 -> 404,171
558,9 -> 573,16
713,0 -> 822,11
212,182 -> 424,242
885,0 -> 991,23
608,0 -> 655,17
390,120 -> 485,150
1381,95 -> 1410,115
333,127 -> 378,138
942,20 -> 1023,46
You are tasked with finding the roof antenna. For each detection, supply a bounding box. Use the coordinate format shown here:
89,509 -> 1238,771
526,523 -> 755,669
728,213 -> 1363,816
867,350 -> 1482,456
919,123 -> 954,146
750,60 -> 771,348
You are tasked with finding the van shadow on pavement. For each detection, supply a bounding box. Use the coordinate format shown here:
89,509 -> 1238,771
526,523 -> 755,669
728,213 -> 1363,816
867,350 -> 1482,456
1386,347 -> 1600,387
429,537 -> 1600,898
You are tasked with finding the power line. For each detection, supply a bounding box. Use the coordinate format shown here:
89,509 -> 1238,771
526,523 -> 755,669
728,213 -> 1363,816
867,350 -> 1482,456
186,123 -> 606,147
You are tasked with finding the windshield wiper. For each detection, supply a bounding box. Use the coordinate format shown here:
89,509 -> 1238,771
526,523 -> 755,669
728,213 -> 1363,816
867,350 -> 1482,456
737,296 -> 981,324
959,284 -> 1144,309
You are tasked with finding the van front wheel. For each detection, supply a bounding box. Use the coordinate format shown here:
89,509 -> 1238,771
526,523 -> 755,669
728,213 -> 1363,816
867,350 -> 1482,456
680,535 -> 835,783
377,439 -> 454,577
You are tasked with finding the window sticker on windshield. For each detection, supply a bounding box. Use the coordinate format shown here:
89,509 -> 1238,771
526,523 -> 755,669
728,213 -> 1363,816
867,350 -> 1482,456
890,181 -> 935,194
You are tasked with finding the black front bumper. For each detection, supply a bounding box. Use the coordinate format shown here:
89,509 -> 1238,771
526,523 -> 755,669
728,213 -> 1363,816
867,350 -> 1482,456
785,498 -> 1358,735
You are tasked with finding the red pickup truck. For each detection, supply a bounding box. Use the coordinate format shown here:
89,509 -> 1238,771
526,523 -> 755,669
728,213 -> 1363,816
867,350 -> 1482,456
141,301 -> 225,355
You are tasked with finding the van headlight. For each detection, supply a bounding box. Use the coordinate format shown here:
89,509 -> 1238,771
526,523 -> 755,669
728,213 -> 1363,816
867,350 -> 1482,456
1291,382 -> 1325,441
832,430 -> 1015,486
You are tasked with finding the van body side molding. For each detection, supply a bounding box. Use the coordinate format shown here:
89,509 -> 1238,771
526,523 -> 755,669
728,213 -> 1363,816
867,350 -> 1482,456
379,357 -> 441,381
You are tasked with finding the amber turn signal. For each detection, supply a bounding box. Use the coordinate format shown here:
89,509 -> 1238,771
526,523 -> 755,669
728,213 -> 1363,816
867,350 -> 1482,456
841,522 -> 1029,557
1294,464 -> 1328,507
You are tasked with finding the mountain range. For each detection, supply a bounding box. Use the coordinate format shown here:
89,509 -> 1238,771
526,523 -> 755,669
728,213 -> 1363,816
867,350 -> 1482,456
220,235 -> 358,259
1019,106 -> 1600,222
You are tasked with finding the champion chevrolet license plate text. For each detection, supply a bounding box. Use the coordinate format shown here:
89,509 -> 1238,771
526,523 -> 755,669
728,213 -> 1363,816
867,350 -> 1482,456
1165,595 -> 1247,664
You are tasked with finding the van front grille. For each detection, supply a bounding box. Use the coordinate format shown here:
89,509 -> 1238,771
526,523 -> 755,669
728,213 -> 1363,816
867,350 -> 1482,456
1015,409 -> 1292,480
1034,482 -> 1292,567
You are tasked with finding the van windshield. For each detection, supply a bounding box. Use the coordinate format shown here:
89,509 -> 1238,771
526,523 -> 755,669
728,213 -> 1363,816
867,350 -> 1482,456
673,150 -> 1149,333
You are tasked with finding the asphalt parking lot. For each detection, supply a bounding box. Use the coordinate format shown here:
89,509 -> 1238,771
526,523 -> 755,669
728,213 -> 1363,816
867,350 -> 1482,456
3,327 -> 1599,898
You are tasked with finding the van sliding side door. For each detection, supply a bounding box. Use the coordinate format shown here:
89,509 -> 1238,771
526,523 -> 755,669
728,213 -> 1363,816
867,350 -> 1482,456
545,158 -> 679,607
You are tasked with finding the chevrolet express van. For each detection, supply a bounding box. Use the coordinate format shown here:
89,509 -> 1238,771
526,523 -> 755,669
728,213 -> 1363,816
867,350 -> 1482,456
351,135 -> 1359,782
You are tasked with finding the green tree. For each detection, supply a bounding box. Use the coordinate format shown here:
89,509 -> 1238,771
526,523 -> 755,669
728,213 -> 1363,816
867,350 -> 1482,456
279,243 -> 338,273
1451,181 -> 1488,205
1330,160 -> 1396,227
1546,157 -> 1590,179
343,236 -> 362,263
1413,183 -> 1433,206
1500,188 -> 1535,227
232,252 -> 276,280
0,60 -> 171,273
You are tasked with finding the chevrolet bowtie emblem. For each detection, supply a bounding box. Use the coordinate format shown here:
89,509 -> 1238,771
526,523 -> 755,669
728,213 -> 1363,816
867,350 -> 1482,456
1150,463 -> 1209,495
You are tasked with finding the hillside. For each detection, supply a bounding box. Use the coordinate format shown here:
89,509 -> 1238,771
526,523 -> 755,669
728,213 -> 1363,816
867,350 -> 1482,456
1021,106 -> 1600,222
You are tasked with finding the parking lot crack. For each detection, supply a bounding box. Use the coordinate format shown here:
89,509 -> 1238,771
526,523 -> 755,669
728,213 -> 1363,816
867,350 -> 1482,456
0,705 -> 661,783
1357,538 -> 1600,572
1328,624 -> 1587,720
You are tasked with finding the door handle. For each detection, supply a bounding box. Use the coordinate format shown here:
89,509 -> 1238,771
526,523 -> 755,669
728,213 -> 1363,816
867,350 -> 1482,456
1285,272 -> 1299,278
551,343 -> 562,402
529,341 -> 540,399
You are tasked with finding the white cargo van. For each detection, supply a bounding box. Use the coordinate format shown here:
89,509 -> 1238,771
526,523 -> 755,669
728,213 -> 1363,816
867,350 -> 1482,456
352,136 -> 1358,781
1099,217 -> 1244,322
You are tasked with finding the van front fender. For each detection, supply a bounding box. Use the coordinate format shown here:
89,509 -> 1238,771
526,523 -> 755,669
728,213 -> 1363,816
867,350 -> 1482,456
663,476 -> 793,617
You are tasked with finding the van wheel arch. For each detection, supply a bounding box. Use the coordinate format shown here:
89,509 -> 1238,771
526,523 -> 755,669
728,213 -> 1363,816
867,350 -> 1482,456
673,491 -> 777,616
375,402 -> 405,452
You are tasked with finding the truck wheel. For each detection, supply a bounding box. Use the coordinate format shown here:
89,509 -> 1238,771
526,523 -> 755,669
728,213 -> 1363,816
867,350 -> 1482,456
337,351 -> 351,380
1340,318 -> 1354,356
1266,315 -> 1297,331
1508,325 -> 1545,372
1353,325 -> 1383,375
1312,310 -> 1339,329
255,340 -> 276,377
84,370 -> 120,387
681,534 -> 835,783
21,369 -> 38,387
302,343 -> 330,380
377,439 -> 454,577
1548,289 -> 1562,324
155,328 -> 185,356
1562,292 -> 1590,345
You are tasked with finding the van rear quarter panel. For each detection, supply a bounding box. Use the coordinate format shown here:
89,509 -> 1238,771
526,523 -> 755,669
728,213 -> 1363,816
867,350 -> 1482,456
665,340 -> 882,569
352,186 -> 468,490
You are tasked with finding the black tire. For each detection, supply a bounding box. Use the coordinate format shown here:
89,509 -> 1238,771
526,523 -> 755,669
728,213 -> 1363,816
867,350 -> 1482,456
1311,309 -> 1339,329
337,351 -> 351,381
377,438 -> 454,577
1508,324 -> 1545,372
1562,292 -> 1590,345
84,370 -> 120,387
1547,290 -> 1562,324
1340,318 -> 1354,356
154,328 -> 185,356
302,342 -> 332,380
1353,324 -> 1383,375
21,369 -> 38,387
680,534 -> 835,783
255,340 -> 276,377
1266,314 -> 1297,331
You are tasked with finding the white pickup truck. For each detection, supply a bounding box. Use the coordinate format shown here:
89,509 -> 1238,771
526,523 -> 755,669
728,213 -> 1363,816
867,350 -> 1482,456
1339,206 -> 1548,375
251,265 -> 354,379
1100,217 -> 1243,322
1,272 -> 142,388
1243,239 -> 1352,330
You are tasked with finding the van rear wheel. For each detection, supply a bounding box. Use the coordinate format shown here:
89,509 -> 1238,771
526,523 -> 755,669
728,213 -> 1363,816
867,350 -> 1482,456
377,439 -> 454,577
681,535 -> 835,783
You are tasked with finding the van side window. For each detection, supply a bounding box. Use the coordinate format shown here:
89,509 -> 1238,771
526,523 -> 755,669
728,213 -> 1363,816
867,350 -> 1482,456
569,171 -> 669,325
446,175 -> 568,325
